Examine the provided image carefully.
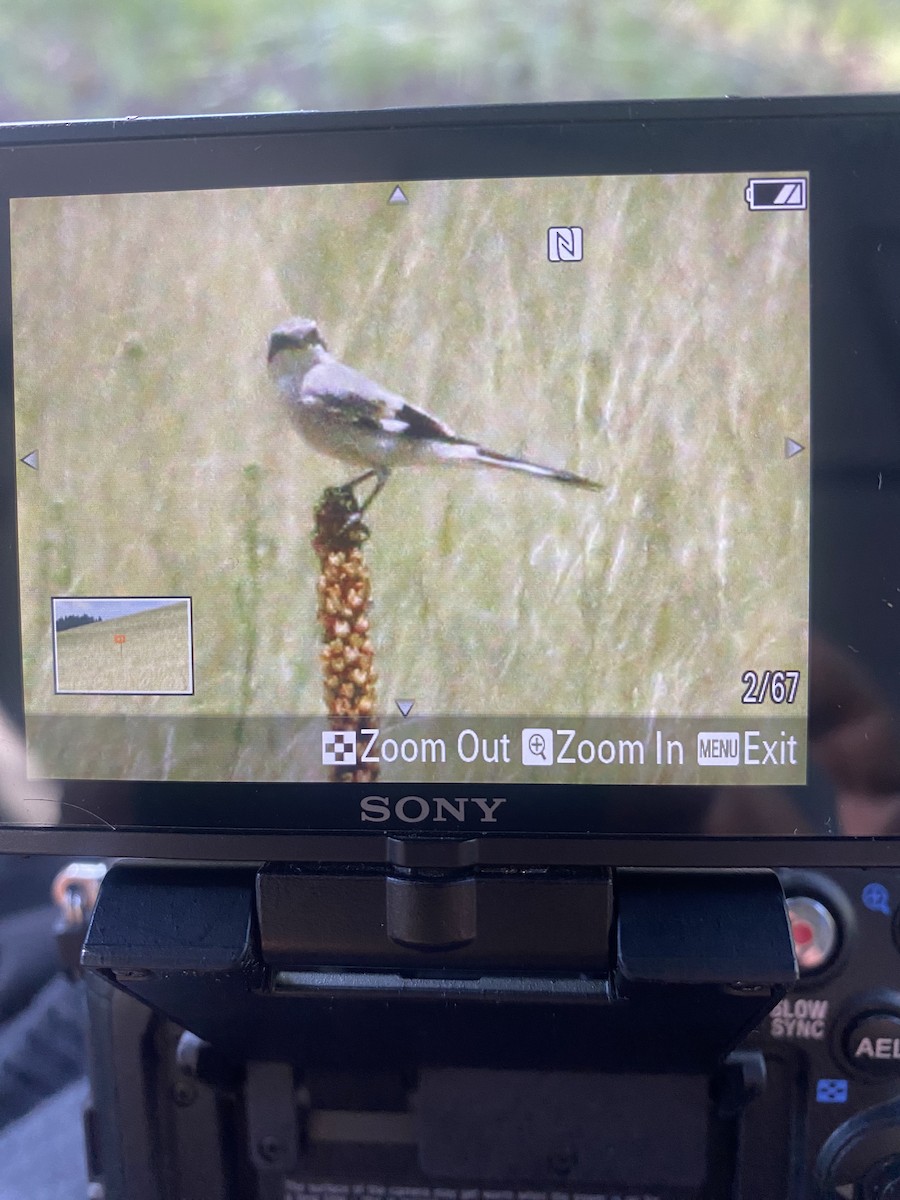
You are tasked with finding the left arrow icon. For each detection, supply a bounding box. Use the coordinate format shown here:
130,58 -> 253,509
20,450 -> 38,470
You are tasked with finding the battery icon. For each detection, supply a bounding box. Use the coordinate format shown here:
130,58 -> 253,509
744,177 -> 807,211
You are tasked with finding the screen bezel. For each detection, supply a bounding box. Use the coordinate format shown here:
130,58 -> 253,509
1,95 -> 899,864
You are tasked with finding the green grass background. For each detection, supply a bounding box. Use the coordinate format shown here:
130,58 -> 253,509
1,0 -> 899,121
54,602 -> 192,693
12,175 -> 809,779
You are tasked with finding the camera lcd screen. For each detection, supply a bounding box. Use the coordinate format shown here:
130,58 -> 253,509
2,99 -> 900,854
10,172 -> 810,790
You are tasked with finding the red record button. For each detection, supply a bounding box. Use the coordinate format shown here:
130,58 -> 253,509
786,895 -> 839,973
792,919 -> 814,947
844,1011 -> 900,1077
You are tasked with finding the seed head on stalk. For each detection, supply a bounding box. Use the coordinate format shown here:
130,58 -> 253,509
312,486 -> 378,783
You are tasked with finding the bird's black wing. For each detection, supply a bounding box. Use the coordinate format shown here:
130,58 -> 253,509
302,361 -> 463,441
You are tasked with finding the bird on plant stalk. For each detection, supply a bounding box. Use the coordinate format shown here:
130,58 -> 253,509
267,316 -> 602,511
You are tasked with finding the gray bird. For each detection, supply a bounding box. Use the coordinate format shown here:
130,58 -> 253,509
267,316 -> 601,509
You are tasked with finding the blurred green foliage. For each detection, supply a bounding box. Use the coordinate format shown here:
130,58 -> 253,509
1,0 -> 899,122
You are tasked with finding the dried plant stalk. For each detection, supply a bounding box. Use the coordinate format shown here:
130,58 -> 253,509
312,486 -> 378,783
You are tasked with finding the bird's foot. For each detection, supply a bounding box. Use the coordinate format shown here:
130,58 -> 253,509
312,484 -> 370,552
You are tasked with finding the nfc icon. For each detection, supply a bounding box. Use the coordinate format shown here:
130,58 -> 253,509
322,729 -> 357,766
547,226 -> 583,262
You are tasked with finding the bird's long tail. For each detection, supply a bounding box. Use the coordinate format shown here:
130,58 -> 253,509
456,442 -> 602,491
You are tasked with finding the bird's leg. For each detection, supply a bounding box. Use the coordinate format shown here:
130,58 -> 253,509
327,470 -> 375,528
345,468 -> 379,491
357,468 -> 390,513
326,469 -> 389,537
339,468 -> 390,513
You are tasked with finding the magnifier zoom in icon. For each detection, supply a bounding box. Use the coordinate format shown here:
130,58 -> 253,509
522,728 -> 554,766
862,882 -> 892,915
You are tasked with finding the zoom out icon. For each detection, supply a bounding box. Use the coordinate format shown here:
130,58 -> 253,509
322,729 -> 357,766
547,226 -> 583,262
522,728 -> 554,765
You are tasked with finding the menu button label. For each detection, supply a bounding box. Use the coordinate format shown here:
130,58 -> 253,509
697,733 -> 740,766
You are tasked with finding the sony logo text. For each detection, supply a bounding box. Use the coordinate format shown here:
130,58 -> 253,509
360,795 -> 507,824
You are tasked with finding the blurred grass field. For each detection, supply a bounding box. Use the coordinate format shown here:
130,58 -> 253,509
12,174 -> 809,779
54,602 -> 192,694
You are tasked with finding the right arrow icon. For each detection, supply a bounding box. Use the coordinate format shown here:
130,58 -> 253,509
785,437 -> 805,459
